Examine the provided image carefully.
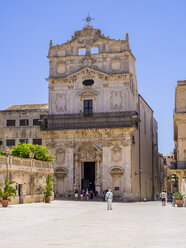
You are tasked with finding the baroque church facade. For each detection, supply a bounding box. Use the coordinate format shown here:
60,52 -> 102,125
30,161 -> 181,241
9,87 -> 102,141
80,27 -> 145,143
0,25 -> 159,201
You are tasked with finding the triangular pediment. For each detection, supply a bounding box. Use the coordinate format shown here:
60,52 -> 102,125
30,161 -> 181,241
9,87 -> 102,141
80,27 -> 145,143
78,89 -> 99,97
67,67 -> 109,79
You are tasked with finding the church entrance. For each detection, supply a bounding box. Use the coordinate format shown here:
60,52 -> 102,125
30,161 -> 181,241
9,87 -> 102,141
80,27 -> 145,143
81,162 -> 95,191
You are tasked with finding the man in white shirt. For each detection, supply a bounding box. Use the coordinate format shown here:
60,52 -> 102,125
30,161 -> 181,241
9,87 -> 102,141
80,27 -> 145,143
105,189 -> 113,210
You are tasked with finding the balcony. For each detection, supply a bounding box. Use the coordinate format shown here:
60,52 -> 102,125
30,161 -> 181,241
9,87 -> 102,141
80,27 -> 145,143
40,111 -> 139,131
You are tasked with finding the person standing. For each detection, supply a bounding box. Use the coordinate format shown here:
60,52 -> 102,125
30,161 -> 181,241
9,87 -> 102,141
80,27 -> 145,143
86,189 -> 89,201
74,189 -> 78,200
156,193 -> 159,200
160,190 -> 167,206
105,189 -> 113,210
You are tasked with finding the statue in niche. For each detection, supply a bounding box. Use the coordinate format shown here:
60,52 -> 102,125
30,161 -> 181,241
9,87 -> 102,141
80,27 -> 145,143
110,91 -> 123,110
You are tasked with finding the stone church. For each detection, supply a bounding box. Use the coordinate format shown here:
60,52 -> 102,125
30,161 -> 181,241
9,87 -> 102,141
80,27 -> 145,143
0,25 -> 159,201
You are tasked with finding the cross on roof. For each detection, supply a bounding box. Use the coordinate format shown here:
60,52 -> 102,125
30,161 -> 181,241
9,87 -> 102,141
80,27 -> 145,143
83,13 -> 95,24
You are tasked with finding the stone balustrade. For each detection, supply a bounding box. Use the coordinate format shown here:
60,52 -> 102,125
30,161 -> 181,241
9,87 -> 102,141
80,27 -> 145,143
0,155 -> 54,205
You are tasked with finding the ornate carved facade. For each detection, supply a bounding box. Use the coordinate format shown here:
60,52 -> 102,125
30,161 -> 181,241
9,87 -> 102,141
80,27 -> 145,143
0,25 -> 159,201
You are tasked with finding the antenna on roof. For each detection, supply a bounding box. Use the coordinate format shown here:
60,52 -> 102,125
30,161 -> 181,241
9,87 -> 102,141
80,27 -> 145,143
82,13 -> 95,25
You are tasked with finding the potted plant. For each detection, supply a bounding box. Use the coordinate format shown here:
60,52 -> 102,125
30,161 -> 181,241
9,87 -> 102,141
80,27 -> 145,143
173,192 -> 185,207
0,178 -> 17,207
43,175 -> 55,203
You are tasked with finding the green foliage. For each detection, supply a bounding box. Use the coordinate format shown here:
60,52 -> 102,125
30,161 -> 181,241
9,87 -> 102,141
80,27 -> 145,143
167,174 -> 176,182
173,192 -> 184,200
0,178 -> 17,201
42,175 -> 55,198
11,143 -> 55,162
0,149 -> 5,155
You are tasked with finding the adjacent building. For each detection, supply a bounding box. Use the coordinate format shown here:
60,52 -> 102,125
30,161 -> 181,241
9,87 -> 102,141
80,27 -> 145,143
172,80 -> 186,194
0,25 -> 160,201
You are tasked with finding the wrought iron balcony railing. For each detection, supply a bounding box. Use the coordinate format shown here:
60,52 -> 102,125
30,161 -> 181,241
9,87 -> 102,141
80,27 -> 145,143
40,111 -> 139,131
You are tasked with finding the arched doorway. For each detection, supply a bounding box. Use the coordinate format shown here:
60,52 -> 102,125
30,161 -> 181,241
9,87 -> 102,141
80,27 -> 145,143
74,143 -> 102,194
54,167 -> 67,198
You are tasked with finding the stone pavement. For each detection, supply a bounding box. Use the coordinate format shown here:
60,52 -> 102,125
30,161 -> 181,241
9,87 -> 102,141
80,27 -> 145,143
0,201 -> 185,248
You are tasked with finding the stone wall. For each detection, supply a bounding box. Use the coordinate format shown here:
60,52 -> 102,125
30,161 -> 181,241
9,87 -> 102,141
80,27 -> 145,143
0,155 -> 54,204
174,80 -> 186,168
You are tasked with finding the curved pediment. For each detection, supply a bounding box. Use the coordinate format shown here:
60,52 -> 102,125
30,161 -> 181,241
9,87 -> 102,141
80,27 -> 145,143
54,167 -> 68,178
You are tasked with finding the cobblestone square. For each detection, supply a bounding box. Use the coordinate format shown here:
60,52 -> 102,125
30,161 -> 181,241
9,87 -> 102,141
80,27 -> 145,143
0,201 -> 186,248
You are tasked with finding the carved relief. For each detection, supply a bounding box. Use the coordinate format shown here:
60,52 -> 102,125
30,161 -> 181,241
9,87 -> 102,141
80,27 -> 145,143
55,148 -> 65,164
55,94 -> 67,113
110,166 -> 124,178
75,144 -> 101,162
57,63 -> 66,74
111,59 -> 121,71
57,49 -> 66,57
112,145 -> 122,162
110,91 -> 123,110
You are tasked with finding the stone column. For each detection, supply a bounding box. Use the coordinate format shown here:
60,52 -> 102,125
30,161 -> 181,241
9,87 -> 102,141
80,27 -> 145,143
74,155 -> 80,189
123,143 -> 132,201
66,145 -> 74,193
102,143 -> 110,191
95,156 -> 101,195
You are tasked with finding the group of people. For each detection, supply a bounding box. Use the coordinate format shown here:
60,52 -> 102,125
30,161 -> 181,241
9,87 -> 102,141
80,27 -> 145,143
74,188 -> 114,210
74,189 -> 99,201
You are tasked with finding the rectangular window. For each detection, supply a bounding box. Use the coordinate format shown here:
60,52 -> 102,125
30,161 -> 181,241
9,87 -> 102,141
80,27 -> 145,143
6,139 -> 15,146
20,119 -> 29,126
19,139 -> 28,144
33,119 -> 40,125
6,120 -> 16,126
33,139 -> 42,145
84,100 -> 93,117
144,111 -> 146,135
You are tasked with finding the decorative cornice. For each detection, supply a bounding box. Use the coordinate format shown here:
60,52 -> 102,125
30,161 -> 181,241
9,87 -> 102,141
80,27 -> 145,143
46,67 -> 132,84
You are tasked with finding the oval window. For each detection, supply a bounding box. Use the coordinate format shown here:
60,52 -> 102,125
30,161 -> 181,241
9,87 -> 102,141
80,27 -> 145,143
83,79 -> 94,86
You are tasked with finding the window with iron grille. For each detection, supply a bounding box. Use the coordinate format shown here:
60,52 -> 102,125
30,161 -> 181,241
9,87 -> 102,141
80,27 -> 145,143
33,139 -> 42,145
19,139 -> 28,144
20,119 -> 29,126
83,100 -> 93,117
6,139 -> 15,146
6,120 -> 16,126
33,119 -> 40,125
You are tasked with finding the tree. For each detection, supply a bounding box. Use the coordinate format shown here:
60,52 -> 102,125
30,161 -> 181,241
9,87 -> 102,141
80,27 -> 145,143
11,143 -> 55,162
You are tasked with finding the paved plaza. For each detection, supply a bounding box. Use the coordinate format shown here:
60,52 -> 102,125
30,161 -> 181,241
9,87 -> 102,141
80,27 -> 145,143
0,200 -> 186,248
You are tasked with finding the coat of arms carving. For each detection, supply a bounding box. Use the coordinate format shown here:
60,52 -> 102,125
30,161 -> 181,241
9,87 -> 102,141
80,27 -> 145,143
112,146 -> 122,162
56,149 -> 66,164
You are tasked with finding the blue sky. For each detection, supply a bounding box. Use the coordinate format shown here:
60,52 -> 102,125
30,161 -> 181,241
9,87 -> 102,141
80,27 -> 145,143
0,0 -> 186,155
